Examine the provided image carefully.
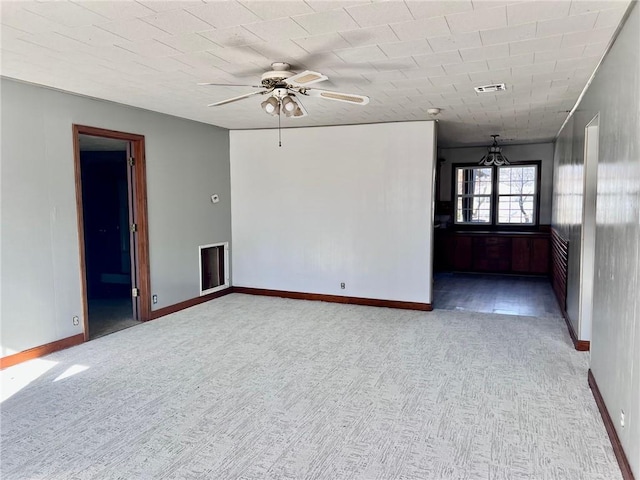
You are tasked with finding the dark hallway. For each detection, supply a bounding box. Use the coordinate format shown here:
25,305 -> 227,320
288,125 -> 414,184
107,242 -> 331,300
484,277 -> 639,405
80,138 -> 139,338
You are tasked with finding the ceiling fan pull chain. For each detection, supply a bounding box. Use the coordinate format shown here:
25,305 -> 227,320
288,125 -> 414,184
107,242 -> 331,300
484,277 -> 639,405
278,108 -> 282,147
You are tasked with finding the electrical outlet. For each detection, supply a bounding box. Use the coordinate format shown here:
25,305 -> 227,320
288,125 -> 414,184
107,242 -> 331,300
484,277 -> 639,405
340,282 -> 345,289
152,295 -> 158,304
72,316 -> 79,326
620,410 -> 625,428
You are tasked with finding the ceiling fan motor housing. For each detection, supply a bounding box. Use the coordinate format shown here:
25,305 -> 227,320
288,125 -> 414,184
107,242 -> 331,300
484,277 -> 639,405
261,69 -> 294,88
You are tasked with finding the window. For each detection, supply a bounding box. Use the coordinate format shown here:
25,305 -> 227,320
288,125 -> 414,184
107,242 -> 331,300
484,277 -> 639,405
497,165 -> 537,224
454,163 -> 539,226
456,167 -> 492,224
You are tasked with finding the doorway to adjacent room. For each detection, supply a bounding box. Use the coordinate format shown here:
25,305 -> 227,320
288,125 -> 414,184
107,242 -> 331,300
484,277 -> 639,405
73,126 -> 151,340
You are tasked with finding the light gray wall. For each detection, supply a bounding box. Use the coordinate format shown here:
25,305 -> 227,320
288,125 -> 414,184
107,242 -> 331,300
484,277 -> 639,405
438,142 -> 554,224
552,2 -> 639,476
552,115 -> 586,339
230,121 -> 436,304
1,78 -> 231,357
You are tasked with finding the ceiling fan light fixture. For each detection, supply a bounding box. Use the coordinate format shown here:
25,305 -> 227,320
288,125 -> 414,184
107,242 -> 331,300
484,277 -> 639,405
261,96 -> 280,116
281,95 -> 297,113
479,135 -> 510,166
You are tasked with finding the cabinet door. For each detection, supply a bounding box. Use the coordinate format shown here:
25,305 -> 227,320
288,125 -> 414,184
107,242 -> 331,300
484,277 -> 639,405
452,236 -> 472,271
511,238 -> 531,272
473,236 -> 510,272
434,232 -> 450,271
530,238 -> 550,274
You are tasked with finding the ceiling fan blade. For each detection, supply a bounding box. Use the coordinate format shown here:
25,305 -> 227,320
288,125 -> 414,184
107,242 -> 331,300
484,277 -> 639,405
198,82 -> 263,88
286,70 -> 328,87
207,90 -> 269,107
302,88 -> 370,105
292,95 -> 308,118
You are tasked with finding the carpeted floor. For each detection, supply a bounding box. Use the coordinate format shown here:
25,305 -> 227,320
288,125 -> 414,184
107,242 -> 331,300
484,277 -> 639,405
0,294 -> 621,479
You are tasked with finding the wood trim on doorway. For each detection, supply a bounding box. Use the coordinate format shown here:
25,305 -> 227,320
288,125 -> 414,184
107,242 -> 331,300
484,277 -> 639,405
73,125 -> 151,342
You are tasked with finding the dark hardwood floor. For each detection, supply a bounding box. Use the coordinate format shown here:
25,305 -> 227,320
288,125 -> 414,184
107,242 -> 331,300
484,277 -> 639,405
433,272 -> 560,317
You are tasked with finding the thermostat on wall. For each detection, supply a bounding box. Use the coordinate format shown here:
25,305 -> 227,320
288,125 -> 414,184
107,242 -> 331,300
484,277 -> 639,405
211,194 -> 220,203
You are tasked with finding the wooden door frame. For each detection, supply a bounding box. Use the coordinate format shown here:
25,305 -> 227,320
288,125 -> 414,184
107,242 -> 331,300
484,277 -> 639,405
73,125 -> 151,341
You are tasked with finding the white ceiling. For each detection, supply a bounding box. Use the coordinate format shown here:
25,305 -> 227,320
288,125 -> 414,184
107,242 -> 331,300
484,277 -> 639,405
0,0 -> 631,147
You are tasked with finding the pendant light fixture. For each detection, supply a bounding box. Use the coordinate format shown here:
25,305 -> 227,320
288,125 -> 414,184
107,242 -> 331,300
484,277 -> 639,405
479,135 -> 510,166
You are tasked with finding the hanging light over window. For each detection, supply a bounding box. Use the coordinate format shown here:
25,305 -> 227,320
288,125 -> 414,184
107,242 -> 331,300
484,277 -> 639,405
479,134 -> 510,166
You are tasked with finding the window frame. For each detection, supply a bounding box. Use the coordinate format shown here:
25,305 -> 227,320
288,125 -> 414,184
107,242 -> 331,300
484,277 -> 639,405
452,160 -> 541,229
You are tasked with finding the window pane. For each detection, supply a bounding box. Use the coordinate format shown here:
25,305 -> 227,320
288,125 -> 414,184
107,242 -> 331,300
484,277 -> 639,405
456,197 -> 491,223
457,167 -> 492,195
455,166 -> 493,223
472,168 -> 492,195
498,166 -> 537,195
498,195 -> 535,224
457,169 -> 464,194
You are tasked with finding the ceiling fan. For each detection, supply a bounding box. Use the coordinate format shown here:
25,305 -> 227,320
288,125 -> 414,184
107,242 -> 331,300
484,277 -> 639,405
199,62 -> 370,118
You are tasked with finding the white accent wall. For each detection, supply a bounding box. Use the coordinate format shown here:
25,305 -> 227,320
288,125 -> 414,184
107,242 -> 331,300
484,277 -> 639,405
230,121 -> 436,304
1,79 -> 231,357
552,2 -> 639,475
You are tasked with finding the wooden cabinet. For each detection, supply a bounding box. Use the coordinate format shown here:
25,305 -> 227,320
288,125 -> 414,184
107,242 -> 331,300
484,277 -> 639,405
451,235 -> 472,271
530,238 -> 550,273
512,237 -> 531,272
437,231 -> 550,275
473,236 -> 511,272
512,237 -> 550,273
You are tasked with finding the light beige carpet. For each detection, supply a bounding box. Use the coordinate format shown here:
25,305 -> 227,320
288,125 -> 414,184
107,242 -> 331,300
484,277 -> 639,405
0,294 -> 621,479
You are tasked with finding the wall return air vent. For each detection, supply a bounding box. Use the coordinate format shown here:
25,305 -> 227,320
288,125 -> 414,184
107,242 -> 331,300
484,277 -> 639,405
474,83 -> 506,93
199,242 -> 229,295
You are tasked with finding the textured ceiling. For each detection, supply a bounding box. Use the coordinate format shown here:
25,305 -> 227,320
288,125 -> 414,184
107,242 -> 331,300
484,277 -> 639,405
0,0 -> 631,147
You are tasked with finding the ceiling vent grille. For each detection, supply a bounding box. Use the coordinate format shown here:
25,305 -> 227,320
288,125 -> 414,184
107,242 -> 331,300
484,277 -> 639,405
474,83 -> 506,93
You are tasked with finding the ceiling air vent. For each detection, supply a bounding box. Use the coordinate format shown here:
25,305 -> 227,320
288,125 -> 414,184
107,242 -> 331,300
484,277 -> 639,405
474,83 -> 506,93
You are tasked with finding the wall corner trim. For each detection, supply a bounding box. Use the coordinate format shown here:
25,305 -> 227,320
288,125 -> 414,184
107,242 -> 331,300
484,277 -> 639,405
588,369 -> 636,480
0,334 -> 85,370
150,287 -> 233,320
232,286 -> 433,311
560,306 -> 590,351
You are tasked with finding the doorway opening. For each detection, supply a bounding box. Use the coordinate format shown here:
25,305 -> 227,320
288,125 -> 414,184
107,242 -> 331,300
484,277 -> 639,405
73,126 -> 151,340
577,114 -> 600,342
432,153 -> 557,317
